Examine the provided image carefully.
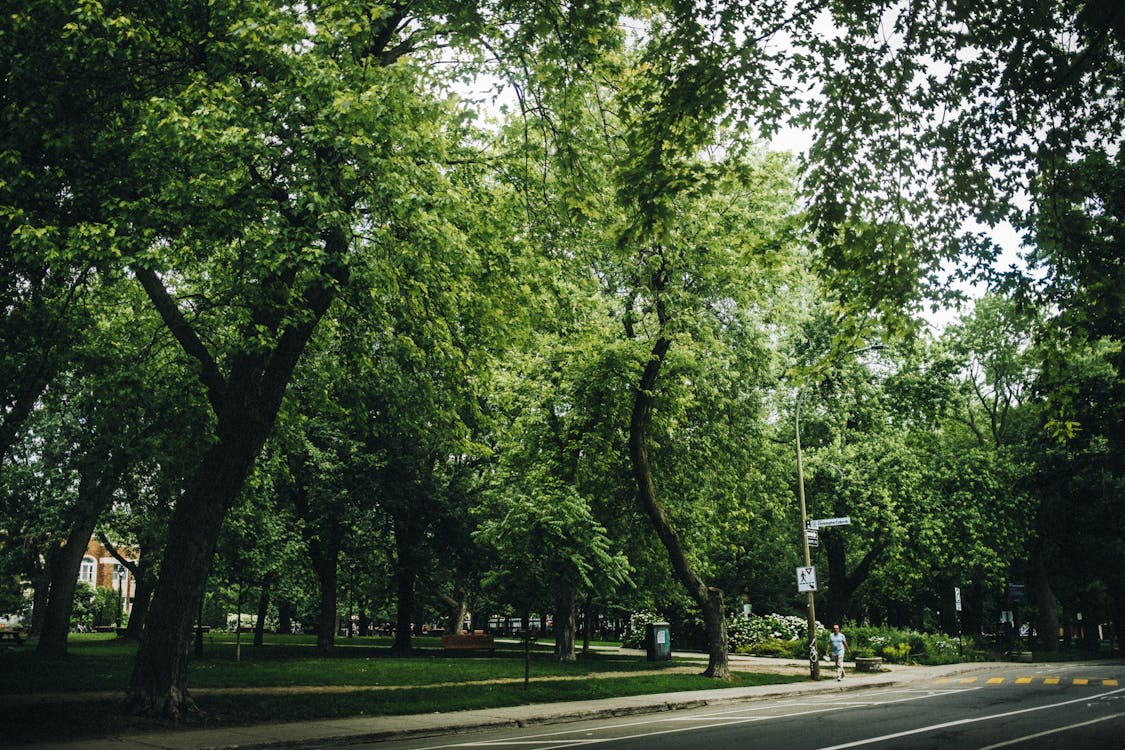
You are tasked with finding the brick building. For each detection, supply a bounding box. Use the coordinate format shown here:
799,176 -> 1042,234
79,538 -> 137,617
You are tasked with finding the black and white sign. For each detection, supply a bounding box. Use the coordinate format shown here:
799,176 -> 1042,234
809,517 -> 851,529
797,566 -> 817,592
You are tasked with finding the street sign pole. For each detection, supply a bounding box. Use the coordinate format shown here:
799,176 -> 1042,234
955,586 -> 963,656
795,397 -> 819,680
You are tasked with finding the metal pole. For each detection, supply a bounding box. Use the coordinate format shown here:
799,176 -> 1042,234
116,568 -> 125,628
796,394 -> 819,680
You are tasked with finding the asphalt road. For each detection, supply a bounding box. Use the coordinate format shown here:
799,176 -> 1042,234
350,663 -> 1124,750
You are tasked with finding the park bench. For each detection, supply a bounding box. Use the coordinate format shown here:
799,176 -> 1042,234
0,629 -> 25,646
441,631 -> 495,654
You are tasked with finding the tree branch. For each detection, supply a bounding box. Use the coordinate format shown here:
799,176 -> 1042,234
133,266 -> 226,408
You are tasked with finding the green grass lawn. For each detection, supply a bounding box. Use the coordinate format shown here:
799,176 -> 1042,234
0,633 -> 804,745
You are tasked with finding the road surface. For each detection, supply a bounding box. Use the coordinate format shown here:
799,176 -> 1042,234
345,662 -> 1123,750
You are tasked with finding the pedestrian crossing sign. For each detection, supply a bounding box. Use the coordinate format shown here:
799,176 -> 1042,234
797,566 -> 817,592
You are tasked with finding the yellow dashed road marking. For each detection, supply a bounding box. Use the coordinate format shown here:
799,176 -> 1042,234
938,675 -> 1118,687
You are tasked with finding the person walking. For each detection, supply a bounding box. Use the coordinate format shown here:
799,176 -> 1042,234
828,623 -> 850,681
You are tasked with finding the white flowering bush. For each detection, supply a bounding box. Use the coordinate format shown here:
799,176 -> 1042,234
621,610 -> 664,649
728,613 -> 822,651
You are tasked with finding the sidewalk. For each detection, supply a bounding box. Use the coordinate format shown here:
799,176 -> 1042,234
17,653 -> 978,750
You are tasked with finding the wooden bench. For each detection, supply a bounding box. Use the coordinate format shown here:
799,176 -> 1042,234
442,632 -> 495,653
0,630 -> 25,645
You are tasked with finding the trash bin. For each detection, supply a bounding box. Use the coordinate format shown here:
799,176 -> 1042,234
645,622 -> 671,661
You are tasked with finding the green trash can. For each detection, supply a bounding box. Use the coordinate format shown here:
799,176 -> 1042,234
645,622 -> 671,661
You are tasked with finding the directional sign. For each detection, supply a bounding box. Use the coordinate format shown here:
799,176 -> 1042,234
797,566 -> 817,592
809,517 -> 851,529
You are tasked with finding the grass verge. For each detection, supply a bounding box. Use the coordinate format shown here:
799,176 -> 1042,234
0,634 -> 804,745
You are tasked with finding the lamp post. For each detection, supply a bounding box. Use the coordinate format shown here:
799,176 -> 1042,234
116,566 -> 126,629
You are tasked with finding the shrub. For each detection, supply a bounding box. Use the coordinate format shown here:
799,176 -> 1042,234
91,586 -> 124,627
69,581 -> 97,630
743,638 -> 799,658
729,613 -> 822,655
621,611 -> 662,649
881,642 -> 911,663
843,625 -> 983,665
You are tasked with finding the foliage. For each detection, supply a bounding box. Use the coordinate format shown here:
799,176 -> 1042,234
743,638 -> 804,659
846,626 -> 978,665
620,611 -> 665,650
68,581 -> 97,629
728,613 -> 816,652
1,0 -> 1122,705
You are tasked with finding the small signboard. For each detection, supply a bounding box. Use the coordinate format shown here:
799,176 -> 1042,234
806,528 -> 819,547
809,517 -> 851,529
797,566 -> 817,592
954,586 -> 962,612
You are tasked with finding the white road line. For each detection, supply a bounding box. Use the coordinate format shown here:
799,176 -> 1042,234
410,687 -> 980,749
814,686 -> 1125,749
974,712 -> 1125,749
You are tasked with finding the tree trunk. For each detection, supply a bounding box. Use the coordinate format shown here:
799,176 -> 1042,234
628,331 -> 729,679
964,581 -> 985,636
390,509 -> 422,653
309,521 -> 342,656
823,527 -> 885,627
554,584 -> 577,663
440,587 -> 470,634
1031,542 -> 1059,652
582,594 -> 593,654
37,453 -> 126,655
277,599 -> 295,635
36,541 -> 85,656
124,567 -> 154,640
125,234 -> 343,719
254,573 -> 274,646
100,532 -> 152,639
126,431 -> 264,719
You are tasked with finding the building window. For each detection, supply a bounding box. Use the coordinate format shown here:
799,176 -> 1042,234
79,557 -> 96,584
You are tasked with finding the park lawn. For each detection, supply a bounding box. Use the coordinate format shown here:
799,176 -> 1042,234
0,634 -> 803,745
1,633 -> 689,693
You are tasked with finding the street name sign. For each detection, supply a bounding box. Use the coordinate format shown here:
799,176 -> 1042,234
808,517 -> 851,529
